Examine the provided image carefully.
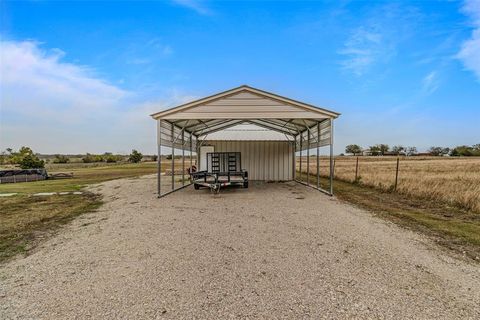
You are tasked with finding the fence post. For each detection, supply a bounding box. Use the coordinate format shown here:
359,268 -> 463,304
332,158 -> 336,179
355,156 -> 359,181
394,157 -> 400,191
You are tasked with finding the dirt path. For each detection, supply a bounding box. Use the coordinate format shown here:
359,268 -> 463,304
1,175 -> 479,319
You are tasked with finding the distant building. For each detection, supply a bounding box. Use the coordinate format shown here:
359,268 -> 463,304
414,152 -> 433,156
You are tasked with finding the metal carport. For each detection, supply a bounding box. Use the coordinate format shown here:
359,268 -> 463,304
150,85 -> 340,197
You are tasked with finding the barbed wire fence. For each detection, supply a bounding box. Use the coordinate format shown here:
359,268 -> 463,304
298,156 -> 403,192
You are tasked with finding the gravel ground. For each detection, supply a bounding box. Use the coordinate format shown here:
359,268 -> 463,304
1,175 -> 479,319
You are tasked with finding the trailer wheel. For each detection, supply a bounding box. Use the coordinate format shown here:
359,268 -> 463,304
194,184 -> 200,190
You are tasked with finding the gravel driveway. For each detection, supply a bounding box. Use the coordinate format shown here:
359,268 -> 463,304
1,175 -> 479,319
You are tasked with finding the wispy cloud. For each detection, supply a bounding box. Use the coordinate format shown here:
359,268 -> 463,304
457,0 -> 480,81
339,4 -> 419,77
172,0 -> 212,15
125,38 -> 173,65
422,71 -> 440,94
0,40 -> 189,153
339,27 -> 385,76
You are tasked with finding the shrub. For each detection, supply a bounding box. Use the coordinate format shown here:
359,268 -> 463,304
0,152 -> 6,165
82,153 -> 103,163
128,150 -> 143,163
103,153 -> 122,163
18,153 -> 45,169
2,146 -> 45,169
53,154 -> 70,163
450,145 -> 480,157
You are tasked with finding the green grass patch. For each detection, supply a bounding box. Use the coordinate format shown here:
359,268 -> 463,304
0,193 -> 102,263
0,162 -> 159,194
0,162 -> 165,263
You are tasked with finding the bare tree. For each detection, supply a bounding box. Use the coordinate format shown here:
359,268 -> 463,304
369,145 -> 381,156
392,145 -> 405,155
406,146 -> 417,156
378,144 -> 389,156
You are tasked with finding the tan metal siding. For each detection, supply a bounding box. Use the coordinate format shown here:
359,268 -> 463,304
205,140 -> 293,181
151,86 -> 340,120
161,89 -> 327,120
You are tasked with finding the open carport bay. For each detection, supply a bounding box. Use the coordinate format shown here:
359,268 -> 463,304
1,175 -> 479,319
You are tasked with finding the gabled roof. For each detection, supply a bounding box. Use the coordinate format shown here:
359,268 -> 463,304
150,85 -> 340,120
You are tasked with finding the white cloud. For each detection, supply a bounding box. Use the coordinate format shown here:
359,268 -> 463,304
422,71 -> 440,94
171,0 -> 212,15
0,40 -> 127,121
339,27 -> 384,76
0,40 -> 190,154
457,0 -> 480,81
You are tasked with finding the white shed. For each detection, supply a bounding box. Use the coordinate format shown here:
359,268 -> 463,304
151,85 -> 340,197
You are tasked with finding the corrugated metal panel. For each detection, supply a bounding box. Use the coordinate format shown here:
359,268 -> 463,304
205,140 -> 293,181
161,88 -> 328,120
151,86 -> 340,120
295,119 -> 331,151
158,120 -> 197,150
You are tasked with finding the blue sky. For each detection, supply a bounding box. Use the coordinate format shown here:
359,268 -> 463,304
1,0 -> 479,154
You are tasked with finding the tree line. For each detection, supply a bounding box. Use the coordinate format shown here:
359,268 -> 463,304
345,144 -> 480,156
0,147 -> 147,169
80,150 -> 144,163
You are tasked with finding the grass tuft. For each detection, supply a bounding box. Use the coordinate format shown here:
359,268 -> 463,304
0,193 -> 102,263
297,171 -> 480,261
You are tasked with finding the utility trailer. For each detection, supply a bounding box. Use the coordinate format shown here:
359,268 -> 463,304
191,152 -> 248,193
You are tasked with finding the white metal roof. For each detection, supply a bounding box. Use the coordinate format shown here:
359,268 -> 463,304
151,85 -> 340,137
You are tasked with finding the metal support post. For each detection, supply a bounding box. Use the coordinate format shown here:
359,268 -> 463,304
158,119 -> 162,197
299,133 -> 303,182
329,119 -> 334,195
171,122 -> 175,190
182,130 -> 185,186
317,121 -> 320,189
307,129 -> 310,185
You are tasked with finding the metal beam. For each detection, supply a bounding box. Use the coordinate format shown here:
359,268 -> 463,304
196,119 -> 245,137
182,130 -> 185,186
189,133 -> 193,179
260,118 -> 298,133
246,120 -> 295,136
317,121 -> 320,189
157,119 -> 162,197
158,182 -> 192,198
299,133 -> 303,183
330,118 -> 334,195
171,122 -> 175,191
187,119 -> 233,132
172,120 -> 191,145
254,119 -> 299,135
307,126 -> 310,186
163,119 -> 194,136
292,135 -> 297,180
295,179 -> 332,197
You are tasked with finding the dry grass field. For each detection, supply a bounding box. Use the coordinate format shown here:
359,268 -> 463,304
298,156 -> 480,214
